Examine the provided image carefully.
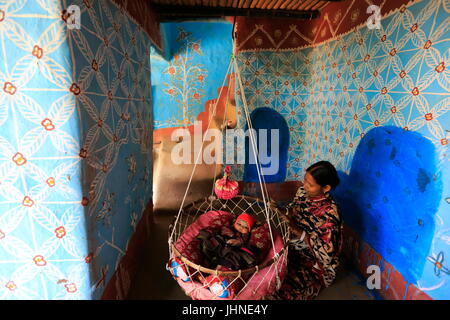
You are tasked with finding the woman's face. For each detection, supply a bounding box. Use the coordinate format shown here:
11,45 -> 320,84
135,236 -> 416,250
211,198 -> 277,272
303,171 -> 329,197
234,219 -> 250,234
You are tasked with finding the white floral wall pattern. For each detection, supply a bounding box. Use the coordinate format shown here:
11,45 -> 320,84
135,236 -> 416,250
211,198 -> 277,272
234,0 -> 449,180
0,0 -> 152,299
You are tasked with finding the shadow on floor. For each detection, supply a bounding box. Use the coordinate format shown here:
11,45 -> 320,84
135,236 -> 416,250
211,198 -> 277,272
126,211 -> 378,300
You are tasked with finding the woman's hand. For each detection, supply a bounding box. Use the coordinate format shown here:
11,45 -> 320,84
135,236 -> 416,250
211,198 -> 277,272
281,215 -> 305,238
267,200 -> 277,211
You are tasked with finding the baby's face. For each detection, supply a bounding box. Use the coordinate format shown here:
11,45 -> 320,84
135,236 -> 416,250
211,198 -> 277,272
234,219 -> 250,234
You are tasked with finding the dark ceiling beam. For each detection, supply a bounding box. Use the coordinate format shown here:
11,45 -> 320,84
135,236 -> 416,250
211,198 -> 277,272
153,4 -> 320,21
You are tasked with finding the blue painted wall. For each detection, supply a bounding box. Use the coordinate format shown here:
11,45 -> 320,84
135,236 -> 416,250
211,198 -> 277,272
332,126 -> 442,283
244,107 -> 289,183
0,0 -> 152,299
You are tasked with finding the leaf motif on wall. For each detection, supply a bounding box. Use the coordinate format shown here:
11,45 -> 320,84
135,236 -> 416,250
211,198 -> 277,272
55,183 -> 81,200
15,93 -> 46,124
48,94 -> 76,127
78,66 -> 94,91
417,0 -> 439,25
61,206 -> 82,232
99,0 -> 115,25
0,207 -> 26,233
5,0 -> 27,14
39,20 -> 67,54
0,161 -> 18,185
61,235 -> 83,258
4,19 -> 34,51
40,236 -> 61,258
83,125 -> 100,152
71,31 -> 94,63
29,184 -> 52,203
0,183 -> 22,202
39,56 -> 72,88
11,263 -> 40,285
30,205 -> 59,232
49,129 -> 80,155
0,99 -> 8,126
52,160 -> 79,180
101,124 -> 114,143
78,94 -> 100,122
418,69 -> 439,92
87,172 -> 107,217
42,263 -> 67,283
0,235 -> 34,259
36,0 -> 64,16
19,126 -> 48,157
95,71 -> 109,95
431,97 -> 450,119
11,55 -> 37,88
430,16 -> 450,41
427,123 -> 445,142
22,162 -> 47,184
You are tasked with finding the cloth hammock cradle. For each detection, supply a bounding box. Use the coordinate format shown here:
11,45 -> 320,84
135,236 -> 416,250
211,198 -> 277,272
167,50 -> 291,300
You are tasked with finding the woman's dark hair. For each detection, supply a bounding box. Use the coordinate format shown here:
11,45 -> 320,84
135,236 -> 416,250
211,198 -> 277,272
306,161 -> 340,189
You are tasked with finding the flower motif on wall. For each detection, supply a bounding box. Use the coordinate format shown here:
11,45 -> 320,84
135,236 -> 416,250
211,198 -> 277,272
428,252 -> 450,277
435,62 -> 445,73
65,283 -> 77,293
12,152 -> 27,166
33,255 -> 47,267
22,196 -> 34,207
46,177 -> 56,187
41,118 -> 55,131
55,226 -> 67,239
69,83 -> 81,95
32,45 -> 43,59
3,82 -> 16,95
423,40 -> 432,49
5,281 -> 16,291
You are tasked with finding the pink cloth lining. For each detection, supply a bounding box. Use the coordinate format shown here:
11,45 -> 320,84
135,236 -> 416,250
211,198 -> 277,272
172,210 -> 287,300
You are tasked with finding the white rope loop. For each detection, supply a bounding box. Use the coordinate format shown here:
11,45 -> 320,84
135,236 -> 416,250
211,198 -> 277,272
233,56 -> 278,260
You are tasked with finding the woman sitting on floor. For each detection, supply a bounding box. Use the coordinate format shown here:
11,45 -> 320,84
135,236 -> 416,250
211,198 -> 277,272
267,160 -> 343,300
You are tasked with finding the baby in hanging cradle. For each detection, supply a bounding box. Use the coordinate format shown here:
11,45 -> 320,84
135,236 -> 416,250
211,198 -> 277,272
197,213 -> 259,271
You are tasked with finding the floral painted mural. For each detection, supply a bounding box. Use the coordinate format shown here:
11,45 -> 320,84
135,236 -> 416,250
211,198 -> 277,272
162,27 -> 208,127
0,0 -> 153,300
151,21 -> 233,129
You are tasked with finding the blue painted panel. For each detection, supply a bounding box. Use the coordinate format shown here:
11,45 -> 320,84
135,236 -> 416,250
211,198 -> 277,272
332,126 -> 443,284
244,107 -> 289,183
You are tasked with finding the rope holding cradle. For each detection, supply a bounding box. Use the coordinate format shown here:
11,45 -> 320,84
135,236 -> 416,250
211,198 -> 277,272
167,42 -> 289,300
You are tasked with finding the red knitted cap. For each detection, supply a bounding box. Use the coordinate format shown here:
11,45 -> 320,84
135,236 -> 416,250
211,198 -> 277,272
236,213 -> 256,230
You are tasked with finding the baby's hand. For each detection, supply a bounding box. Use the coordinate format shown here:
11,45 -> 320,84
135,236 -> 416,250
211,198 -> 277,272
226,239 -> 241,246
